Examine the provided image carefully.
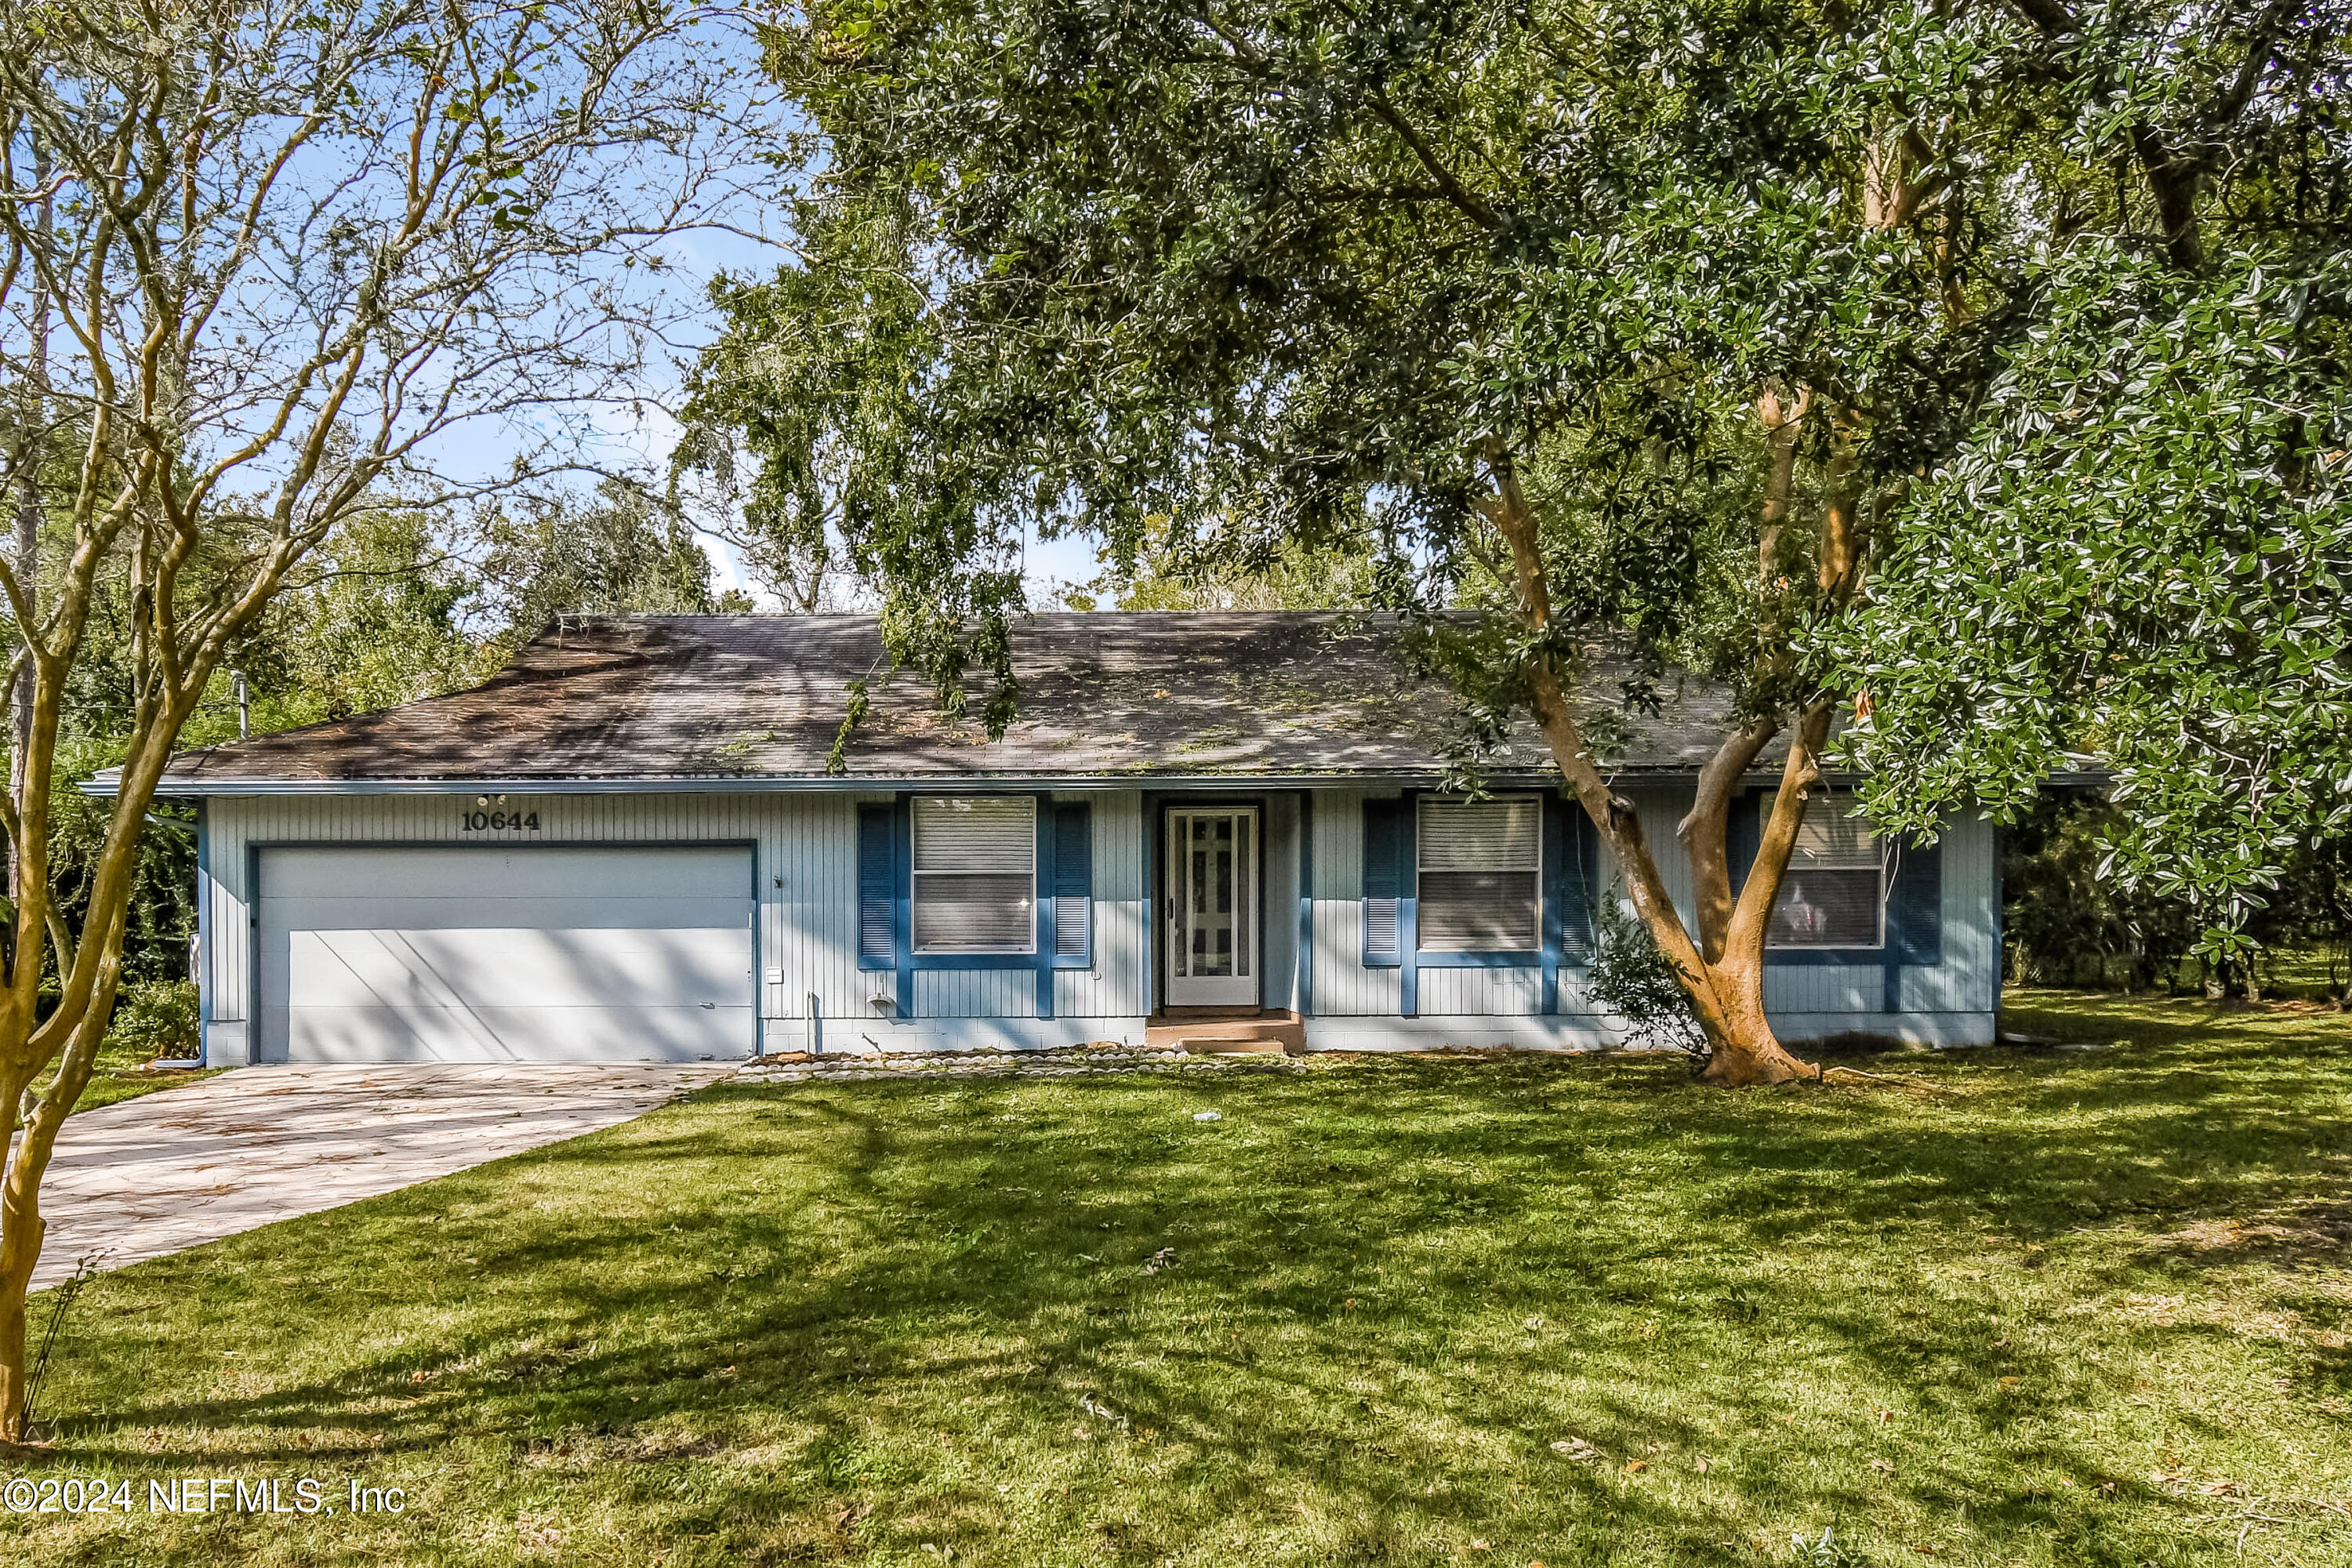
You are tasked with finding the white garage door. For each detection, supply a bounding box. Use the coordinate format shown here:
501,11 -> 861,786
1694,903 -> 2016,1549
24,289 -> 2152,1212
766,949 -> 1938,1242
256,845 -> 754,1063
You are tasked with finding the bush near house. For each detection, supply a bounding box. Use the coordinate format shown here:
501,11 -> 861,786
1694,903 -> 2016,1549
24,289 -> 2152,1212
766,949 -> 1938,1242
103,982 -> 201,1062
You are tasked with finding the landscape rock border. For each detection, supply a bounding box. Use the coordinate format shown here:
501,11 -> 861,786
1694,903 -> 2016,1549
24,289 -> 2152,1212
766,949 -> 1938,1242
731,1044 -> 1313,1085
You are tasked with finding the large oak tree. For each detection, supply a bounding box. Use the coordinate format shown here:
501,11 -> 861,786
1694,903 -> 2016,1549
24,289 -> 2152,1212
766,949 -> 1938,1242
705,0 -> 2344,1083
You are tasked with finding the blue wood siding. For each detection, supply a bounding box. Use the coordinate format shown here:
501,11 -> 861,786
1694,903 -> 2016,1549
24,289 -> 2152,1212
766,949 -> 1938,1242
198,784 -> 1999,1050
1306,789 -> 1404,1016
1051,789 -> 1149,1020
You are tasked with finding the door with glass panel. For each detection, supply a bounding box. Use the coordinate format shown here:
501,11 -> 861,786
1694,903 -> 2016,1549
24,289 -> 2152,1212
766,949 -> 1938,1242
1164,808 -> 1259,1007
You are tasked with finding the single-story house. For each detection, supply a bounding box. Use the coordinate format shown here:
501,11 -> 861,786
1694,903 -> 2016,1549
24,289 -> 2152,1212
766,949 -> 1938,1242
135,612 -> 1999,1065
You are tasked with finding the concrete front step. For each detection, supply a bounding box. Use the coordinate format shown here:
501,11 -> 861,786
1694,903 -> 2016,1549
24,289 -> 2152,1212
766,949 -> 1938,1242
1145,1014 -> 1306,1054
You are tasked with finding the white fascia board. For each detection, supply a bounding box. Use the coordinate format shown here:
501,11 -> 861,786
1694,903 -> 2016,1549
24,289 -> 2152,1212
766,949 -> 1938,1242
99,768 -> 2090,799
106,770 -> 1595,798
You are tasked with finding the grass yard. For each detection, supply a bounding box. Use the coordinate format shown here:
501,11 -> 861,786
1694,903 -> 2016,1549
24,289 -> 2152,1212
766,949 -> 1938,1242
7,992 -> 2350,1567
35,1036 -> 219,1117
61,1045 -> 219,1116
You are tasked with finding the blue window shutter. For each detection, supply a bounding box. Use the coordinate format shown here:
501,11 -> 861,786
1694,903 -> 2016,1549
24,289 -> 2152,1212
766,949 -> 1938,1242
1542,795 -> 1595,1014
1541,794 -> 1565,1014
1363,798 -> 1403,967
856,804 -> 895,971
1890,835 -> 1943,964
1554,797 -> 1596,962
1051,802 -> 1092,968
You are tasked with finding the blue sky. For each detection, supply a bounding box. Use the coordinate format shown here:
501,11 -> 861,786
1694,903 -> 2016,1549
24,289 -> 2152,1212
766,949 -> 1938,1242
488,201 -> 1108,608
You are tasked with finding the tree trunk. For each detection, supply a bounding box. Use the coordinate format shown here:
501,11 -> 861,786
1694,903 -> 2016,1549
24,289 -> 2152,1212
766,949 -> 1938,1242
0,929 -> 118,1440
0,1065 -> 79,1439
1480,446 -> 1824,1086
1690,949 -> 1818,1087
0,1176 -> 43,1439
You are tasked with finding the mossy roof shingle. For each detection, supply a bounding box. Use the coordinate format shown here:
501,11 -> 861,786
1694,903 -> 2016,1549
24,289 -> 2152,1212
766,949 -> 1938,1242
154,612 -> 1753,789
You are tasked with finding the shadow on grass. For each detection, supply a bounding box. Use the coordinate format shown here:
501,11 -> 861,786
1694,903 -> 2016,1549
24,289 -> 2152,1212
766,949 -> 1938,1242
24,993 -> 2352,1566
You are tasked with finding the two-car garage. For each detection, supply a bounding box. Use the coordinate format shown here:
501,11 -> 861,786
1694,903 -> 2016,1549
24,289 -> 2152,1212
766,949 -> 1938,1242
251,845 -> 756,1063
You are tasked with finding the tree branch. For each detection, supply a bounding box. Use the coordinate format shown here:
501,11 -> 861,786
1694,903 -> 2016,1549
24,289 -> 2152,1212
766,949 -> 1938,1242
1365,88 -> 1501,230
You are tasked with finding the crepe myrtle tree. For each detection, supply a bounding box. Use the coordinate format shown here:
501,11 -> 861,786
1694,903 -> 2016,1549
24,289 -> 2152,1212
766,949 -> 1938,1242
706,0 -> 2328,1083
0,0 -> 771,1438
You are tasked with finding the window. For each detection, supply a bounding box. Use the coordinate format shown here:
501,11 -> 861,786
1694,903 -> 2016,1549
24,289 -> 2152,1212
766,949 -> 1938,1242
1768,800 -> 1885,949
1417,797 -> 1541,952
913,797 -> 1035,953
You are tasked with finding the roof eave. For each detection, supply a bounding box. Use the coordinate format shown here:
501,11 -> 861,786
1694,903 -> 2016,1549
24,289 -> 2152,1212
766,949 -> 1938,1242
119,768 -> 1590,798
103,768 -> 2114,798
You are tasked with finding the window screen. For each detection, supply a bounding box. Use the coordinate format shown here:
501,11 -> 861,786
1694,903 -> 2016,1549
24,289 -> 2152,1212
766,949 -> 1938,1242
913,797 -> 1036,953
1768,800 -> 1885,949
1417,797 -> 1541,951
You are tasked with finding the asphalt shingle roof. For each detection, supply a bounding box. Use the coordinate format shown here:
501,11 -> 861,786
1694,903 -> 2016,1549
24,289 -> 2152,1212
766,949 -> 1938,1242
153,612 -> 1751,789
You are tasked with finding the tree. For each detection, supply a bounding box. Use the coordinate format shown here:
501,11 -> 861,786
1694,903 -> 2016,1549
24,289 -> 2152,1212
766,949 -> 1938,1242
1999,791 -> 2201,994
0,0 -> 765,1436
480,477 -> 738,640
674,198 -> 931,612
1830,246 -> 2352,958
708,1 -> 2337,1083
1047,511 -> 1378,612
225,505 -> 496,731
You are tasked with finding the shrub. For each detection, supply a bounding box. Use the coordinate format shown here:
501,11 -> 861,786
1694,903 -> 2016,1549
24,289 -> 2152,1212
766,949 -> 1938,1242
1585,883 -> 1708,1062
104,980 -> 201,1062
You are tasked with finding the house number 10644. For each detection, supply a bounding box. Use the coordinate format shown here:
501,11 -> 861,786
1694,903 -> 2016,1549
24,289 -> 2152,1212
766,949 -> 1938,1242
461,809 -> 539,832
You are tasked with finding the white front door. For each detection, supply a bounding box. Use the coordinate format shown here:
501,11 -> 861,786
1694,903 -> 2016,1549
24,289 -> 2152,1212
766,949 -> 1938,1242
1165,808 -> 1260,1007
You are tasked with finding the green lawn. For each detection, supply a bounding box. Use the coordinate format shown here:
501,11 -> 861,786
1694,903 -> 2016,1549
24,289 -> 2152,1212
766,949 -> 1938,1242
50,1040 -> 218,1116
9,992 -> 2350,1566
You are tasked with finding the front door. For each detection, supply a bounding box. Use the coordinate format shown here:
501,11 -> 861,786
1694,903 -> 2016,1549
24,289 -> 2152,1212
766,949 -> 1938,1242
1165,808 -> 1260,1007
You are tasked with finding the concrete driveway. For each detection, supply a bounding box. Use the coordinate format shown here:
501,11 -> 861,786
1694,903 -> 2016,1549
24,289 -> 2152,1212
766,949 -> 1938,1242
24,1063 -> 729,1291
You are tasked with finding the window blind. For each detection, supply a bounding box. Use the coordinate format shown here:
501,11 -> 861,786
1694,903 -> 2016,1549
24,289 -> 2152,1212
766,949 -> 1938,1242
1768,799 -> 1885,949
1417,797 -> 1541,951
913,797 -> 1036,953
